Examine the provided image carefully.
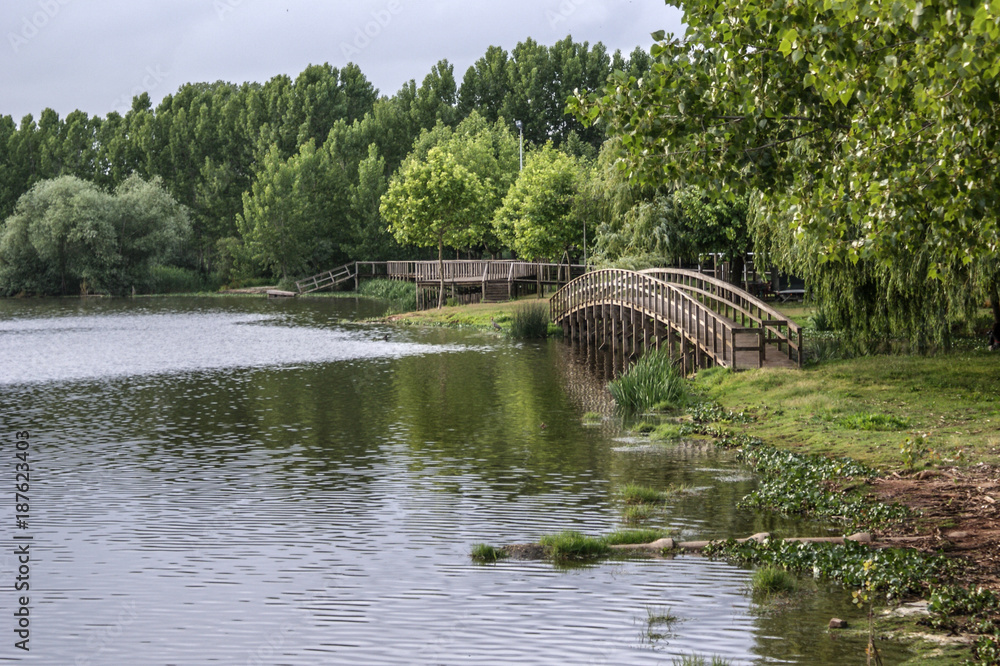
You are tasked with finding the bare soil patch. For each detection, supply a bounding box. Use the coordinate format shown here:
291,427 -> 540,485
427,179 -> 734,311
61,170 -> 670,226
870,464 -> 1000,589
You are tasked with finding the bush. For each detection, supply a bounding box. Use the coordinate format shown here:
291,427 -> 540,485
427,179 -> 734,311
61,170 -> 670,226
508,301 -> 550,339
608,348 -> 689,414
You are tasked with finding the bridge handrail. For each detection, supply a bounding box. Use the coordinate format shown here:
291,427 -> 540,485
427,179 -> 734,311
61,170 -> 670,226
550,268 -> 765,369
641,268 -> 802,367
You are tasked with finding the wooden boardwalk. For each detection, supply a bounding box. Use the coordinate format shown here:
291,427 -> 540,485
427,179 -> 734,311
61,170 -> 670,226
550,268 -> 802,373
296,260 -> 586,308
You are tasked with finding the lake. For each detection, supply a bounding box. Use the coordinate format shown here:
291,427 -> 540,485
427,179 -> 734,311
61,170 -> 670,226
0,296 -> 904,664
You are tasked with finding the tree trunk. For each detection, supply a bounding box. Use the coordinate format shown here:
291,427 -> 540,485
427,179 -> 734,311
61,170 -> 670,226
437,239 -> 445,309
990,278 -> 1000,346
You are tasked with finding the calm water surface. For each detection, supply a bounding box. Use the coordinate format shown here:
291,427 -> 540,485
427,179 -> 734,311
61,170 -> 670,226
0,297 -> 905,664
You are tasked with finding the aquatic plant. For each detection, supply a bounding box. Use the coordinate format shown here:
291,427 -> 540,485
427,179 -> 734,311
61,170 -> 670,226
602,529 -> 669,546
508,301 -> 549,339
704,538 -> 957,602
671,656 -> 732,666
538,530 -> 610,560
469,544 -> 508,562
358,278 -> 417,312
621,504 -> 656,524
608,348 -> 688,414
750,565 -> 797,596
620,483 -> 667,505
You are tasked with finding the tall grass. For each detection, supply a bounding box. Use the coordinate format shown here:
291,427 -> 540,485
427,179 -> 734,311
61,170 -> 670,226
358,279 -> 417,312
508,301 -> 550,339
538,530 -> 610,559
608,348 -> 689,414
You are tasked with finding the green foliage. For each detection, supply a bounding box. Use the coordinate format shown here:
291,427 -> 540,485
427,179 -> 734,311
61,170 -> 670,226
682,425 -> 909,531
148,265 -> 210,294
237,140 -> 350,280
750,566 -> 797,597
574,0 -> 1000,351
900,434 -> 935,471
621,504 -> 656,524
671,656 -> 732,666
602,529 -> 669,546
381,146 -> 489,307
836,413 -> 910,432
508,302 -> 550,339
357,279 -> 417,312
704,538 -> 957,603
470,544 -> 508,563
493,144 -> 588,260
538,530 -> 610,560
620,483 -> 669,505
608,348 -> 689,414
0,175 -> 189,296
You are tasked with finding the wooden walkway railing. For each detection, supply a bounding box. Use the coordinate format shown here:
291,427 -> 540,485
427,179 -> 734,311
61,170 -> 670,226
641,268 -> 802,367
550,269 -> 802,373
296,260 -> 587,304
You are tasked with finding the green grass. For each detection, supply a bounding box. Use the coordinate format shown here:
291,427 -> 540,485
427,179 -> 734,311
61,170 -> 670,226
621,504 -> 656,524
621,483 -> 668,505
651,423 -> 685,440
469,544 -> 508,562
609,347 -> 689,414
671,656 -> 733,666
688,353 -> 1000,470
750,565 -> 798,596
835,412 -> 910,431
602,529 -> 670,545
508,301 -> 550,339
538,530 -> 610,560
358,279 -> 417,312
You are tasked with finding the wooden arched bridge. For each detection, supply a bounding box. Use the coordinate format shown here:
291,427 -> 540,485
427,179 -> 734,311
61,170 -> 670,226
550,268 -> 803,374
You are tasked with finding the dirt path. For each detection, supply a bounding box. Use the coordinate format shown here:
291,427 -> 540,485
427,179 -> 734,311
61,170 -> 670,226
870,464 -> 1000,589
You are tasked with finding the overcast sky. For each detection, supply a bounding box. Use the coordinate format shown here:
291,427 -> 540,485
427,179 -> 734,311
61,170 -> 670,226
1,0 -> 684,123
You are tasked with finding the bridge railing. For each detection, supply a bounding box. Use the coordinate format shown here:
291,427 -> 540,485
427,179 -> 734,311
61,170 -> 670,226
641,268 -> 803,367
551,268 -> 766,370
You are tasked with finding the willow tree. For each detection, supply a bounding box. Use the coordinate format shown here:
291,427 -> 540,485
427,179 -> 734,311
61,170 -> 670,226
573,0 -> 1000,351
380,146 -> 488,307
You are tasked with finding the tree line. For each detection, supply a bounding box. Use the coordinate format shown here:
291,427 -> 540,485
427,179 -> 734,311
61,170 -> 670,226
0,37 -> 654,296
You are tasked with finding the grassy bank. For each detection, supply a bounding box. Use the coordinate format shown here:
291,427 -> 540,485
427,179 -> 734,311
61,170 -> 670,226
688,353 -> 1000,471
381,295 -> 555,331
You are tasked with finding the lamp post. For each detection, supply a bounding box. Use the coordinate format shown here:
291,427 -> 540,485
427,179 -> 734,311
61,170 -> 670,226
515,120 -> 523,171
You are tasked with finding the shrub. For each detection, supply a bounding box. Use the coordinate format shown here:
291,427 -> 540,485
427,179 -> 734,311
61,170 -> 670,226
608,347 -> 689,414
508,301 -> 550,339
